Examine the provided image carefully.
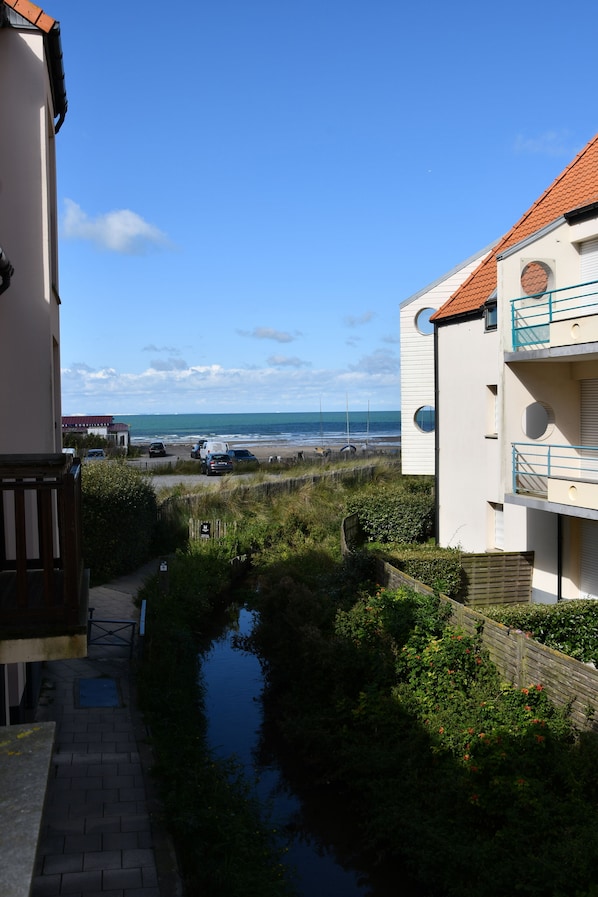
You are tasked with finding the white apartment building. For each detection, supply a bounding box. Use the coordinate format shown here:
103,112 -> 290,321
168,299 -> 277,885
430,133 -> 598,603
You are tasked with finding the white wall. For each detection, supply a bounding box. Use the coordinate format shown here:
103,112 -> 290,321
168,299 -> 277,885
0,27 -> 61,453
437,315 -> 501,551
400,246 -> 495,475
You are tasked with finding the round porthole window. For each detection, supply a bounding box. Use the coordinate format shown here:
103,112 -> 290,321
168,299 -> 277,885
521,261 -> 553,296
415,308 -> 435,336
414,405 -> 435,433
522,401 -> 554,440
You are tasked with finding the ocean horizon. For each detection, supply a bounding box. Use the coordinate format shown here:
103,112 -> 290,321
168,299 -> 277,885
117,410 -> 401,448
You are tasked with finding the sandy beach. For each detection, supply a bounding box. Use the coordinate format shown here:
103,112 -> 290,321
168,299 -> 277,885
161,436 -> 400,463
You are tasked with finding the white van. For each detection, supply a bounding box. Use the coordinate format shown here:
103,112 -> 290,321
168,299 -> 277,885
200,440 -> 229,464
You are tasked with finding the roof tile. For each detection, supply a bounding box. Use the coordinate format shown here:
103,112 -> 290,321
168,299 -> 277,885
3,0 -> 55,32
433,133 -> 598,320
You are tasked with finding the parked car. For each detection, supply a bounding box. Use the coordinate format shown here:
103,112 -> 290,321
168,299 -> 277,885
227,449 -> 259,467
86,448 -> 106,461
191,441 -> 206,459
149,441 -> 166,458
203,452 -> 233,476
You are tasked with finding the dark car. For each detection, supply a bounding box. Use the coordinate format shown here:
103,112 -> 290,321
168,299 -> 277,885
191,441 -> 206,459
149,441 -> 166,458
204,452 -> 233,476
227,449 -> 259,467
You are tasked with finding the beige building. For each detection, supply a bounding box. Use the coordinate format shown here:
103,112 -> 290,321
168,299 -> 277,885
0,1 -> 87,726
430,133 -> 598,603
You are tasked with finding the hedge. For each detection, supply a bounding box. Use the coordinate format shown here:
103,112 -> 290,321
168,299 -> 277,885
82,462 -> 158,584
481,600 -> 598,665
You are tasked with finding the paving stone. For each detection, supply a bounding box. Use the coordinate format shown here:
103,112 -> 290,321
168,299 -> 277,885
60,869 -> 103,893
32,563 -> 178,897
103,867 -> 143,889
42,851 -> 83,874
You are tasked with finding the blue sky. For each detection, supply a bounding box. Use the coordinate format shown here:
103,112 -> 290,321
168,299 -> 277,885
51,0 -> 598,414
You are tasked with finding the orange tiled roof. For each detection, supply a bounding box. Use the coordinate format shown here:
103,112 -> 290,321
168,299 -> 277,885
432,133 -> 598,321
3,0 -> 55,33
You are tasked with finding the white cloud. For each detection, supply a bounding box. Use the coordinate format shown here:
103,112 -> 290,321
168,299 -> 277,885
344,311 -> 375,328
349,348 -> 400,375
149,357 -> 189,371
237,327 -> 300,343
61,360 -> 400,412
513,131 -> 574,157
62,199 -> 170,254
267,355 -> 310,368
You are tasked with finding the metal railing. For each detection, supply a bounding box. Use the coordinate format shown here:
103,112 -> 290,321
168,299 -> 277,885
0,454 -> 85,635
512,442 -> 598,497
87,608 -> 137,658
510,278 -> 598,349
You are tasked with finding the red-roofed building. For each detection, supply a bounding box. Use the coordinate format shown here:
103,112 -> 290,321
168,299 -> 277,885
62,415 -> 131,450
421,133 -> 598,604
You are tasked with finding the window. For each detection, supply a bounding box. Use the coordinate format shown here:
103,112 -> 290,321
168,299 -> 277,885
415,307 -> 435,336
520,260 -> 554,296
486,385 -> 498,436
414,405 -> 435,433
522,401 -> 554,440
485,301 -> 497,331
489,502 -> 504,550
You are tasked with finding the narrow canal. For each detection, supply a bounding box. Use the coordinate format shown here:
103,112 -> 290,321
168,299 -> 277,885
202,604 -> 396,897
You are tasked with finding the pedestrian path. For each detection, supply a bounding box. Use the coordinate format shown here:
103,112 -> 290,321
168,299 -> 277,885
32,561 -> 181,897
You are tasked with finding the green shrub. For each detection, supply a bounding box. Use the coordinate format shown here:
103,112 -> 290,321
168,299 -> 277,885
82,462 -> 158,584
379,544 -> 465,598
481,600 -> 598,665
346,481 -> 434,543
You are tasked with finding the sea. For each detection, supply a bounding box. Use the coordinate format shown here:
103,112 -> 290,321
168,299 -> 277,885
118,410 -> 401,451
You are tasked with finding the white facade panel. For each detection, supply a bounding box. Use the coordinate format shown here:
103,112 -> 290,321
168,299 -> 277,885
400,245 -> 496,475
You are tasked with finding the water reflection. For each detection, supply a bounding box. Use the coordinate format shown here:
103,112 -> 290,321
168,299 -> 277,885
202,605 -> 372,897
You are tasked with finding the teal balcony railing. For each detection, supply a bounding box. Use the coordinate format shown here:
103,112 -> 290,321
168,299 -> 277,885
512,442 -> 598,498
510,278 -> 598,349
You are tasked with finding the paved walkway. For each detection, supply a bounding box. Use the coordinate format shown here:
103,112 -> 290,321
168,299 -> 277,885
32,562 -> 182,897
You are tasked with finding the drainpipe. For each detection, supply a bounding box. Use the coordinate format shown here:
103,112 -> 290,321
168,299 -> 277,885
0,246 -> 14,295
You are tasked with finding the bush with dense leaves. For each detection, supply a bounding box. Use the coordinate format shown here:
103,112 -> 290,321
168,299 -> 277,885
346,481 -> 434,544
379,544 -> 465,599
82,462 -> 158,584
481,600 -> 598,665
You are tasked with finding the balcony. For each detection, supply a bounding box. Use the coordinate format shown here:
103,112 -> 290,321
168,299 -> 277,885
510,279 -> 598,350
512,442 -> 598,512
0,454 -> 88,663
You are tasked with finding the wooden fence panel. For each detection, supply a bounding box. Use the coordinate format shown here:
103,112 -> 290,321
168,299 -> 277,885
460,552 -> 534,606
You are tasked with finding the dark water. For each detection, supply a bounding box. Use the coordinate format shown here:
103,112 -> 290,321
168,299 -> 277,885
202,606 -> 379,896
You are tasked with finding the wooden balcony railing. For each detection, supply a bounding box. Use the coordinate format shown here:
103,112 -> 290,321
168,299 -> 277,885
0,454 -> 87,639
